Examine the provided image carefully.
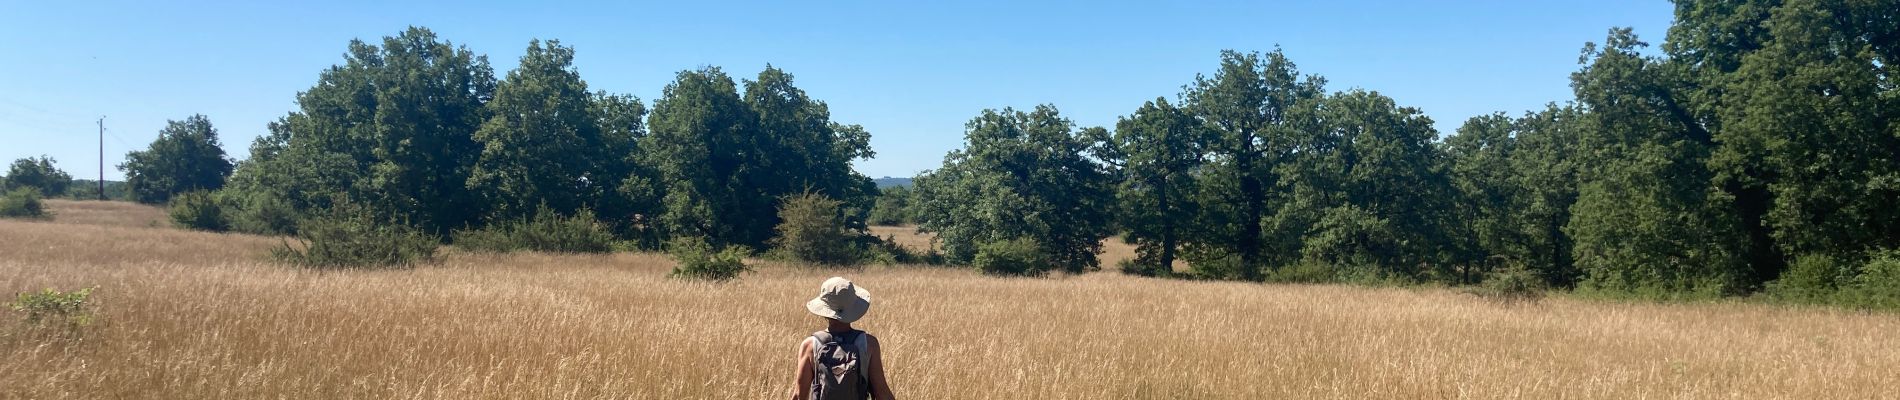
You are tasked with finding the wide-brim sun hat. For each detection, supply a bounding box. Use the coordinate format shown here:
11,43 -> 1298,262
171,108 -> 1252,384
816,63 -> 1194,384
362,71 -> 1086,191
806,277 -> 872,323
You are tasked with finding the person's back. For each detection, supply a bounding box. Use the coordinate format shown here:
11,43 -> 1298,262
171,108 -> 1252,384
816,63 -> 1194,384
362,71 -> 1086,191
790,277 -> 896,400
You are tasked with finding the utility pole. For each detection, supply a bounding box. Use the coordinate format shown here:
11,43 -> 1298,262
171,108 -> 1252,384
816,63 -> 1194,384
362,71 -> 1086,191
98,116 -> 106,200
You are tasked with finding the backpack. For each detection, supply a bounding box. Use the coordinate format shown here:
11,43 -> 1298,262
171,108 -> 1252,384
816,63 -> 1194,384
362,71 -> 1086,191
809,330 -> 871,400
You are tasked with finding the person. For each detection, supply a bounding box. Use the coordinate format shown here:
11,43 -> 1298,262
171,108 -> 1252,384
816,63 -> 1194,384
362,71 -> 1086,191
789,277 -> 896,400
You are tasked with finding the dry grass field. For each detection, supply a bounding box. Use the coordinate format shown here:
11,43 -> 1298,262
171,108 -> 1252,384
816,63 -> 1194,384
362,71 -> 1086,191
3,201 -> 1898,399
869,225 -> 1144,270
35,199 -> 171,229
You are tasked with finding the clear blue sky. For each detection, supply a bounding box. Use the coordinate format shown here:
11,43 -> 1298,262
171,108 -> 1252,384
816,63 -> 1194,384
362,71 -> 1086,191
1,0 -> 1673,181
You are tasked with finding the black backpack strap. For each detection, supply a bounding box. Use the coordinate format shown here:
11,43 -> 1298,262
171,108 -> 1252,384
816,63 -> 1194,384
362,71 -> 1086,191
838,330 -> 859,348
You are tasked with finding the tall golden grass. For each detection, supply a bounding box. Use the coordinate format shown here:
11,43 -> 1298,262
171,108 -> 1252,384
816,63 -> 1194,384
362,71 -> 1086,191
37,199 -> 171,229
2,202 -> 1897,399
869,224 -> 1145,269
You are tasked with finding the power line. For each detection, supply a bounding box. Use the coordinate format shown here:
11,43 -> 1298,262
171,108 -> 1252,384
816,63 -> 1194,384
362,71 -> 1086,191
102,127 -> 137,149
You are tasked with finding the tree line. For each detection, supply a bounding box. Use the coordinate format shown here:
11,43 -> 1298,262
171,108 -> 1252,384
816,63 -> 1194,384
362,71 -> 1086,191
116,28 -> 877,254
8,0 -> 1896,305
886,0 -> 1899,304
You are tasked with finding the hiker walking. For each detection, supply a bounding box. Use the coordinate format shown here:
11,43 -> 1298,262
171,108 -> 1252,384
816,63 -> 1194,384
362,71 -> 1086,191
789,277 -> 896,400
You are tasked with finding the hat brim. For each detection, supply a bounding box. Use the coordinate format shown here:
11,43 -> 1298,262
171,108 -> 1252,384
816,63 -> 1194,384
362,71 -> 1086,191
806,285 -> 872,323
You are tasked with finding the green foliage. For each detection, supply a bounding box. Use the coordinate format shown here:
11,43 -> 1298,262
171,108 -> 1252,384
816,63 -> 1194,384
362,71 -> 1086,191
452,206 -> 615,253
1117,255 -> 1173,278
1567,29 -> 1748,296
1469,265 -> 1548,303
1764,250 -> 1900,311
595,92 -> 659,240
666,236 -> 752,281
467,40 -> 622,222
857,234 -> 939,266
10,5 -> 1884,304
911,106 -> 1114,273
1679,0 -> 1900,275
770,192 -> 860,266
972,237 -> 1050,276
1504,106 -> 1584,286
867,186 -> 913,226
742,67 -> 878,230
9,286 -> 97,327
1264,261 -> 1336,284
223,190 -> 301,235
65,179 -> 133,201
219,121 -> 359,231
643,66 -> 876,250
1446,113 -> 1527,283
1765,254 -> 1846,303
272,206 -> 439,269
120,114 -> 234,204
644,67 -> 768,248
4,156 -> 72,196
1104,97 -> 1205,276
0,187 -> 49,219
1180,49 -> 1326,280
1837,251 -> 1900,310
167,191 -> 229,232
1284,90 -> 1455,279
1299,204 -> 1399,274
227,27 -> 496,237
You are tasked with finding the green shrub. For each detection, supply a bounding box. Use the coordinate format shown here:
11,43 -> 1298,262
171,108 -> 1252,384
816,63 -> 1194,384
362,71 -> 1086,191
859,235 -> 941,266
1766,254 -> 1845,303
1469,265 -> 1547,303
867,186 -> 913,226
272,207 -> 438,269
1265,261 -> 1336,284
226,192 -> 301,235
1838,250 -> 1900,310
0,187 -> 48,219
1300,205 -> 1399,273
667,236 -> 751,281
1118,248 -> 1181,278
9,286 -> 97,327
770,193 -> 859,266
453,206 -> 615,253
450,226 -> 514,252
973,237 -> 1049,276
168,191 -> 229,232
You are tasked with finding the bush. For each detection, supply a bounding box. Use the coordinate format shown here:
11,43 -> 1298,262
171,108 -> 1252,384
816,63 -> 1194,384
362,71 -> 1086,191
859,234 -> 941,265
867,186 -> 912,226
973,237 -> 1049,276
226,192 -> 300,235
453,206 -> 615,253
1264,261 -> 1336,284
9,286 -> 97,327
1178,247 -> 1243,280
1469,265 -> 1547,303
1300,205 -> 1399,273
1838,250 -> 1900,310
4,156 -> 71,196
1766,254 -> 1845,303
168,191 -> 229,232
771,193 -> 859,265
0,187 -> 48,219
1118,248 -> 1182,277
272,207 -> 438,269
667,236 -> 751,281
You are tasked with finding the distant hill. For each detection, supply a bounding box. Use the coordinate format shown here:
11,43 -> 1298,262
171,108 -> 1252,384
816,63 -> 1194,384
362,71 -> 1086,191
873,177 -> 913,189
